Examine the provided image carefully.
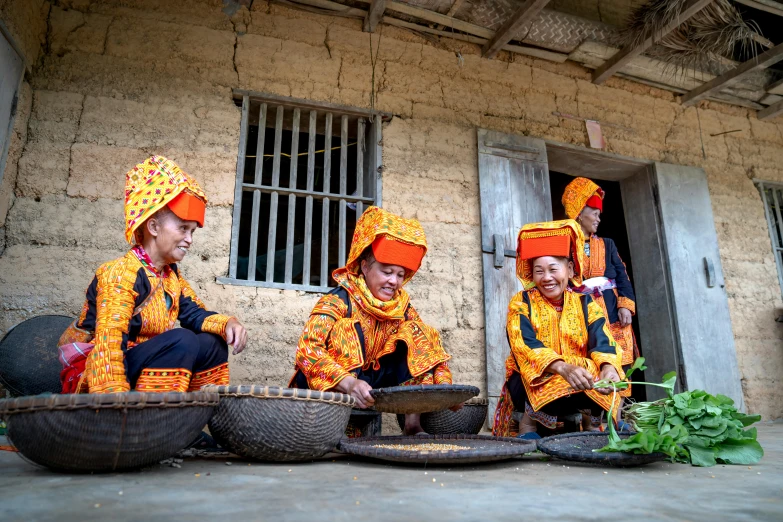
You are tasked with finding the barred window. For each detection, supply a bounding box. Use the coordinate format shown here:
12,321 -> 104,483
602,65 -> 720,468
757,180 -> 783,298
218,91 -> 385,292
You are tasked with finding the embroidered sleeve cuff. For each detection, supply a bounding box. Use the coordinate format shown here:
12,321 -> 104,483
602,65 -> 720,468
305,359 -> 352,391
433,362 -> 453,384
201,314 -> 233,337
591,351 -> 622,373
617,297 -> 636,315
89,379 -> 131,394
526,351 -> 565,385
86,340 -> 129,393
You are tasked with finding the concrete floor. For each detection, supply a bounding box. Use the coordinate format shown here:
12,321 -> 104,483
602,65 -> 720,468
1,424 -> 781,522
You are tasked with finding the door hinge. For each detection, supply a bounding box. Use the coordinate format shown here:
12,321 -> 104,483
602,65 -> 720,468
481,234 -> 517,268
703,257 -> 715,288
678,363 -> 687,391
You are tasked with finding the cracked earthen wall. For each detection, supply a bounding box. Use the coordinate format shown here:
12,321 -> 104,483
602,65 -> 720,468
1,0 -> 782,419
0,0 -> 49,253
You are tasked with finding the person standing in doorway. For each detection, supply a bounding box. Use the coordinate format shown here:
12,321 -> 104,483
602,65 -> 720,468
562,177 -> 638,371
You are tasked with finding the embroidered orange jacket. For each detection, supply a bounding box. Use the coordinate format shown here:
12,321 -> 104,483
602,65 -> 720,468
293,288 -> 452,391
504,288 -> 623,415
59,250 -> 232,393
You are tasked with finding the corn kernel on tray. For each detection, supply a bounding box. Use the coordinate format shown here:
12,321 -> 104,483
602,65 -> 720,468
338,434 -> 536,465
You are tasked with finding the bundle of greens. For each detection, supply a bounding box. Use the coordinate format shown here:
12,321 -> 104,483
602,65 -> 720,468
594,358 -> 764,467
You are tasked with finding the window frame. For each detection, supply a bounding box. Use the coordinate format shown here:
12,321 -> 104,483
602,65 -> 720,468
755,179 -> 783,300
217,89 -> 389,292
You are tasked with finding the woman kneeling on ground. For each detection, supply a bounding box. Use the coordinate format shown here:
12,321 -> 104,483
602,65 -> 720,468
58,156 -> 248,394
291,207 -> 456,435
492,220 -> 623,439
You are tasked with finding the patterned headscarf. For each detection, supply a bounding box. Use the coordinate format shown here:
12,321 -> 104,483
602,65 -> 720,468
333,206 -> 428,287
515,219 -> 585,290
561,177 -> 605,220
124,156 -> 207,244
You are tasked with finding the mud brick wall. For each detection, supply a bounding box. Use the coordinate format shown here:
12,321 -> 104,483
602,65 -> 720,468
1,0 -> 782,419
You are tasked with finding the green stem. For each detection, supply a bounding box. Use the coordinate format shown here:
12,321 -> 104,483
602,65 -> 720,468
594,380 -> 673,390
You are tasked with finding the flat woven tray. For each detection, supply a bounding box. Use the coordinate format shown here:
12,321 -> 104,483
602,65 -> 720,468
0,391 -> 218,472
338,434 -> 535,465
369,384 -> 480,414
537,431 -> 667,467
204,385 -> 355,462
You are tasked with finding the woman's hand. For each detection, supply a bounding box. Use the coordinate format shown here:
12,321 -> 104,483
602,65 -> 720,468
336,376 -> 375,409
225,318 -> 248,355
618,307 -> 633,327
595,364 -> 620,395
549,361 -> 594,391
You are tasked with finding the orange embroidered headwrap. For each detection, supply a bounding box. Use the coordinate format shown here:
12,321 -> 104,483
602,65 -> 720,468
561,177 -> 605,219
371,236 -> 425,273
333,206 -> 427,286
516,219 -> 585,289
124,155 -> 208,244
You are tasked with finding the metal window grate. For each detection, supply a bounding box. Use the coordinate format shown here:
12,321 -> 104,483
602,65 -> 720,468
218,91 -> 385,292
756,180 -> 783,299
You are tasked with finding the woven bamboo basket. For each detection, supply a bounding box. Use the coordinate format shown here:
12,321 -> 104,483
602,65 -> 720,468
0,391 -> 218,472
395,398 -> 488,434
537,431 -> 667,467
205,385 -> 355,461
347,409 -> 383,438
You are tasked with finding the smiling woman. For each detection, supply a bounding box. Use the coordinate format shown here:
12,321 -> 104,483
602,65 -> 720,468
493,219 -> 624,439
290,207 -> 458,435
57,156 -> 248,395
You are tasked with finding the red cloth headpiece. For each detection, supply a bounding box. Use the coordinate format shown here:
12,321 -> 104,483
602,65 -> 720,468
371,235 -> 426,273
585,194 -> 603,212
167,191 -> 206,227
518,235 -> 571,261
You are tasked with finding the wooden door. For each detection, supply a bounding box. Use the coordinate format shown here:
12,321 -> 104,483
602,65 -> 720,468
0,28 -> 24,183
654,163 -> 744,408
477,129 -> 552,422
621,167 -> 682,399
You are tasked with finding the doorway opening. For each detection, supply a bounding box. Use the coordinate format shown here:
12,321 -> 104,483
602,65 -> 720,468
548,170 -> 646,401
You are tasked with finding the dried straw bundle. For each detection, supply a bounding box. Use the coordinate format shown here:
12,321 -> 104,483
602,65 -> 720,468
620,0 -> 765,75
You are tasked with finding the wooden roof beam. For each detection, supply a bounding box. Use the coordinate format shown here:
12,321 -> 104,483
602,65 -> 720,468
733,0 -> 783,17
758,98 -> 783,121
436,0 -> 465,30
592,0 -> 714,85
383,15 -> 567,62
682,41 -> 783,106
482,0 -> 550,60
383,0 -> 493,38
363,0 -> 387,33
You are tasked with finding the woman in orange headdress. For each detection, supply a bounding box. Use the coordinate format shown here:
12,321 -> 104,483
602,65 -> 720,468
562,177 -> 638,368
291,207 -> 454,435
492,220 -> 623,439
58,156 -> 248,394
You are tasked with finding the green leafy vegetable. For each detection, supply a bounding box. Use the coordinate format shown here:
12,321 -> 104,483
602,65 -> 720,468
594,357 -> 764,467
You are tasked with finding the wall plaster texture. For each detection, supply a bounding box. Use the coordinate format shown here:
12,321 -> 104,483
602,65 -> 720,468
0,0 -> 782,420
